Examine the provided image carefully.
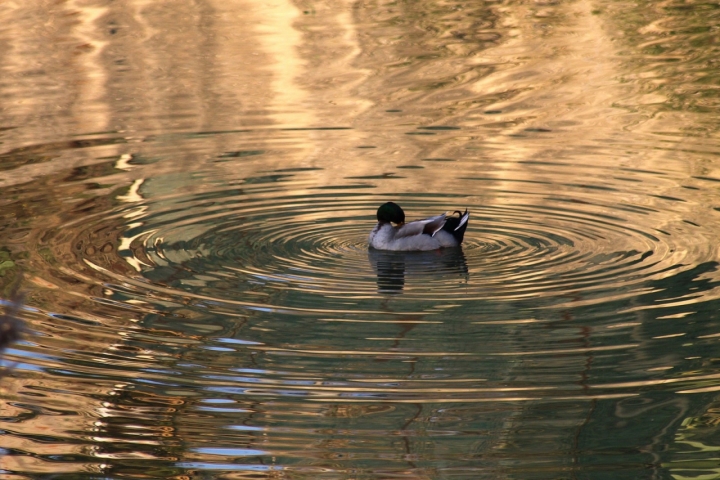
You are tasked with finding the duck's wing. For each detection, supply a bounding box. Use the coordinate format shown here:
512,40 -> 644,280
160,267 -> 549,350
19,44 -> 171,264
396,214 -> 447,238
445,209 -> 469,231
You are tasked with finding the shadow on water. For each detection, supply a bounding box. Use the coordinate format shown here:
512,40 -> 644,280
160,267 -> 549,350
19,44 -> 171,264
0,274 -> 23,368
368,247 -> 468,294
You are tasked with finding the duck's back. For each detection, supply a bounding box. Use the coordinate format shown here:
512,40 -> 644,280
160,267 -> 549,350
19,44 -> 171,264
370,223 -> 446,251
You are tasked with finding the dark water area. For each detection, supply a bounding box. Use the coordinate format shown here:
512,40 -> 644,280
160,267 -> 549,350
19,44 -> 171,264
2,0 -> 720,478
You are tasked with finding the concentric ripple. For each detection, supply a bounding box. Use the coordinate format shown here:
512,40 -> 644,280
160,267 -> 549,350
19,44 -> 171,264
26,164 -> 720,411
45,178 -> 703,317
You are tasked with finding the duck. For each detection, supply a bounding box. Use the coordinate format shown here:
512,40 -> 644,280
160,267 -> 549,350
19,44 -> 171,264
369,202 -> 469,251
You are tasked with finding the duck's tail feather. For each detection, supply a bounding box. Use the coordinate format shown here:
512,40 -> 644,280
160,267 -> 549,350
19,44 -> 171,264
442,209 -> 469,244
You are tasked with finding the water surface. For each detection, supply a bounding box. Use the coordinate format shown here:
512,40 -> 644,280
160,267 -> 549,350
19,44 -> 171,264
2,0 -> 720,478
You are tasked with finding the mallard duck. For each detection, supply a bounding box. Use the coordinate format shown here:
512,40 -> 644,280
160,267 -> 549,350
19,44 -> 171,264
369,202 -> 469,251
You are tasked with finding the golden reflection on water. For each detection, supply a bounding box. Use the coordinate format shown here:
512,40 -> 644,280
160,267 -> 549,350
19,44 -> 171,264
2,0 -> 720,478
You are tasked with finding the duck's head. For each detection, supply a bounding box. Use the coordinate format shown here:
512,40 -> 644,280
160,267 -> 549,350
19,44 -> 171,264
377,202 -> 405,225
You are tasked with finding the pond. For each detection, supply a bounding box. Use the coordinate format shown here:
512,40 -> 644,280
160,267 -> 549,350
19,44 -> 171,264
2,0 -> 720,478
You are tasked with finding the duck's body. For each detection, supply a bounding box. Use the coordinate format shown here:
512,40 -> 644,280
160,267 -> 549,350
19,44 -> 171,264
369,202 -> 469,251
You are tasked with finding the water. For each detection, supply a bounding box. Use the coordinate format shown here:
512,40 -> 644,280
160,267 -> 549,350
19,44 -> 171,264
2,0 -> 720,478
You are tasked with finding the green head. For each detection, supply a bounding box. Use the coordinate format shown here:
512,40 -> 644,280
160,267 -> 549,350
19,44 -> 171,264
377,202 -> 405,224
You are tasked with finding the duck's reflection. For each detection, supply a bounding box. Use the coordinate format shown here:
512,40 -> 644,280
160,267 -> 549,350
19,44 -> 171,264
368,248 -> 469,294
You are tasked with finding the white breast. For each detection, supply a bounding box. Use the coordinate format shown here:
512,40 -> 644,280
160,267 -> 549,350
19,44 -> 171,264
369,223 -> 396,250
